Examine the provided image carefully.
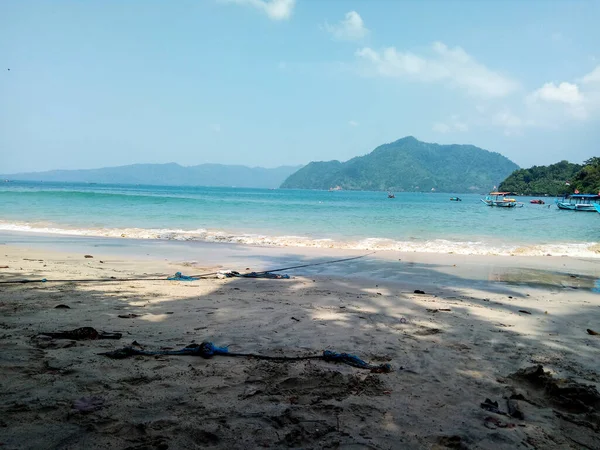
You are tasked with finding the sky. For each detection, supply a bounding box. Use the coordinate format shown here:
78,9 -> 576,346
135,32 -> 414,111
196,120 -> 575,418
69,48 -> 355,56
1,0 -> 599,173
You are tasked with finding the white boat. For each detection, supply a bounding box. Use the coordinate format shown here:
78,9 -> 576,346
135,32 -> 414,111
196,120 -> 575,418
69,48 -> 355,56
481,192 -> 523,208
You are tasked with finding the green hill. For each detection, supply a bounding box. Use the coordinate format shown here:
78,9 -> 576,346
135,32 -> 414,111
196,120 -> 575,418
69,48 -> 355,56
571,157 -> 600,194
280,136 -> 519,192
498,160 -> 583,196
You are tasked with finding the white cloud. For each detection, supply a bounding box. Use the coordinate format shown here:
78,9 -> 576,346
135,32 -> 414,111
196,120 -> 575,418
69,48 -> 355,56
581,65 -> 600,84
530,82 -> 584,105
355,42 -> 518,98
210,124 -> 222,133
448,65 -> 600,135
222,0 -> 295,21
527,81 -> 592,120
324,11 -> 368,41
525,66 -> 600,122
348,120 -> 359,127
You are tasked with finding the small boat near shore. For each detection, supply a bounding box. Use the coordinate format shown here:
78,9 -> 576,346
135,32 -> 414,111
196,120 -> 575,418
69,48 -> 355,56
556,194 -> 600,212
481,192 -> 523,208
450,197 -> 462,201
530,199 -> 545,204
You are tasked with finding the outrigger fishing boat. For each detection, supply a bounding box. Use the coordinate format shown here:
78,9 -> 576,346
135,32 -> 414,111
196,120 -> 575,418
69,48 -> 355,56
481,192 -> 523,208
556,194 -> 600,212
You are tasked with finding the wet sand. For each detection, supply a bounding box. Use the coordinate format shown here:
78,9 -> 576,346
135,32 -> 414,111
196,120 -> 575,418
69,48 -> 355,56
1,241 -> 599,449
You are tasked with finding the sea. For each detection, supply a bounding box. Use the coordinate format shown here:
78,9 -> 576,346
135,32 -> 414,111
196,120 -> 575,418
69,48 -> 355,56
1,181 -> 598,258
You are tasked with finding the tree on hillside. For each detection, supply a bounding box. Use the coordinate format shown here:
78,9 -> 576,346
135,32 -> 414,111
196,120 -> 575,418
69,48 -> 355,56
572,157 -> 600,194
498,160 -> 582,196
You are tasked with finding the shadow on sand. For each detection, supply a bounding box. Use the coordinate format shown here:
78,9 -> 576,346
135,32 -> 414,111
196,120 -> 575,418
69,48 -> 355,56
1,252 -> 599,449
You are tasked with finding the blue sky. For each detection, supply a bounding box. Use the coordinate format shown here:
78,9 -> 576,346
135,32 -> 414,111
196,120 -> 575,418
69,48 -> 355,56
1,0 -> 599,173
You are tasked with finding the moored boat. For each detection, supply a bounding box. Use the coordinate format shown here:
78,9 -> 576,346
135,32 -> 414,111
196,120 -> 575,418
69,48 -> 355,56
530,199 -> 545,204
481,192 -> 523,208
595,204 -> 600,214
556,194 -> 600,212
450,197 -> 461,201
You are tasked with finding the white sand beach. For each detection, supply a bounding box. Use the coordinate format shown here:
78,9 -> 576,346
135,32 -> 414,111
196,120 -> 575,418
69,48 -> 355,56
1,242 -> 599,449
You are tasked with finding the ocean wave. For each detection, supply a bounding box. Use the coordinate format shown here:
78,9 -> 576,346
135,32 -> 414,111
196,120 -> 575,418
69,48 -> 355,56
0,220 -> 599,258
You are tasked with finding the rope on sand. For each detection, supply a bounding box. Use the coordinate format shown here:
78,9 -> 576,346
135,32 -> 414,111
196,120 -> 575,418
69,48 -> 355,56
166,272 -> 200,281
99,341 -> 393,373
0,252 -> 376,284
225,251 -> 377,277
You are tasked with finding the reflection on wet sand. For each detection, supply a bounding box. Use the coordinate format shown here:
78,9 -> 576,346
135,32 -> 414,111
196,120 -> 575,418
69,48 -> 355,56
489,267 -> 600,292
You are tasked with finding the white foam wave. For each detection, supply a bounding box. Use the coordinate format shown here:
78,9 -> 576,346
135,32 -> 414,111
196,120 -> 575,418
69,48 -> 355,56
1,220 -> 599,258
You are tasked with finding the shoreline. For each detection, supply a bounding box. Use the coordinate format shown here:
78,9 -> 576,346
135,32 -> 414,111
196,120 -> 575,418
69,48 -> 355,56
2,231 -> 600,290
1,223 -> 600,259
1,240 -> 599,448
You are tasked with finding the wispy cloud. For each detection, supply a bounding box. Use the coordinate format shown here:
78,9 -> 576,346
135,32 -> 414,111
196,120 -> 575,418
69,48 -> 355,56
324,11 -> 368,41
436,107 -> 532,137
493,111 -> 524,128
355,42 -> 518,98
221,0 -> 295,21
432,123 -> 451,133
432,116 -> 468,133
581,65 -> 600,84
210,124 -> 222,133
491,110 -> 529,135
432,66 -> 600,136
348,120 -> 359,127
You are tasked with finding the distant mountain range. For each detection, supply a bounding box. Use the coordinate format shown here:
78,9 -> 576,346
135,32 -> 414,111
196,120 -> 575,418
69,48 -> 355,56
280,136 -> 519,193
2,163 -> 302,189
4,137 -> 522,193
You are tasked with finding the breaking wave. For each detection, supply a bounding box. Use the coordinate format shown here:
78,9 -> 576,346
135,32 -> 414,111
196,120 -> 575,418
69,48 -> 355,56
1,220 -> 599,258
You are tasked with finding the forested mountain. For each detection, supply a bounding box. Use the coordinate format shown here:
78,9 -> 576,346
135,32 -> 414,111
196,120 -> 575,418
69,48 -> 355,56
498,161 -> 583,196
571,157 -> 600,194
280,137 -> 518,192
499,158 -> 600,195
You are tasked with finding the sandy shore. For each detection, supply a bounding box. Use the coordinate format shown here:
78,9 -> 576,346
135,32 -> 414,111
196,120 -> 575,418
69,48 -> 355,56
1,242 -> 599,449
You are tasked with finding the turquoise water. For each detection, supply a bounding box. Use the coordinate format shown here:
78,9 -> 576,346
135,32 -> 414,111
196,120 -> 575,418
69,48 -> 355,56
0,181 -> 598,256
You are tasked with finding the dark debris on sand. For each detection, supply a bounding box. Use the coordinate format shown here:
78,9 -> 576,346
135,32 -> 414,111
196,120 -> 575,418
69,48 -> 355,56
505,365 -> 600,449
